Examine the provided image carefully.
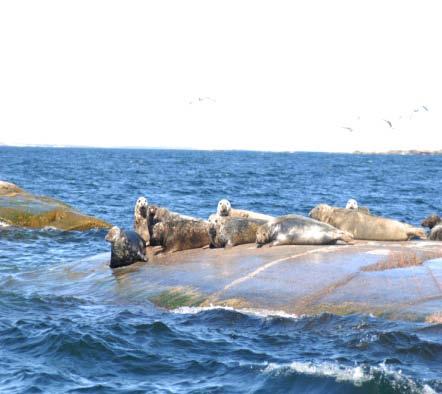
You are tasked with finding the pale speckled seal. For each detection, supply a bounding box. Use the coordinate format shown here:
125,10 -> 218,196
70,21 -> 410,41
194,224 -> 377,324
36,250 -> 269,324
210,199 -> 274,222
309,204 -> 426,241
105,226 -> 148,268
345,199 -> 370,214
151,219 -> 210,253
209,216 -> 267,248
421,214 -> 442,241
134,197 -> 150,244
256,215 -> 353,247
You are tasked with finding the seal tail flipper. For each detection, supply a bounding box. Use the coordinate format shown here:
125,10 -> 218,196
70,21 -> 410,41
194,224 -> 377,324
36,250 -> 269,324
407,228 -> 427,240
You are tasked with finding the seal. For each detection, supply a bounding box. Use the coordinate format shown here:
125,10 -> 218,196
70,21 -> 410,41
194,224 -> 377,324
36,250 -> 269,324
105,226 -> 148,268
256,214 -> 353,247
134,196 -> 150,244
209,216 -> 267,248
346,199 -> 359,209
151,219 -> 210,253
345,199 -> 370,214
421,214 -> 442,241
149,205 -> 200,224
309,204 -> 426,241
148,205 -> 203,246
210,199 -> 274,222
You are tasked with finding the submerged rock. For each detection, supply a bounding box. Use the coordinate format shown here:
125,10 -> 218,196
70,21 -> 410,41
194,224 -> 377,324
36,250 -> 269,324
0,181 -> 111,231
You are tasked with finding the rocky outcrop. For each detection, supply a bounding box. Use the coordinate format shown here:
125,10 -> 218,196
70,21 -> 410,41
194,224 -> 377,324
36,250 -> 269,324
0,181 -> 111,231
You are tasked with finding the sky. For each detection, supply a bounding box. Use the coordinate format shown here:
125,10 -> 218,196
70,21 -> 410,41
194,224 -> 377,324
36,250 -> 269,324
0,0 -> 441,152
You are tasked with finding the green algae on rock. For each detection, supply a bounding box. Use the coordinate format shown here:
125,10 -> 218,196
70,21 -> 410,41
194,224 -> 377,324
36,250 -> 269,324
0,181 -> 111,231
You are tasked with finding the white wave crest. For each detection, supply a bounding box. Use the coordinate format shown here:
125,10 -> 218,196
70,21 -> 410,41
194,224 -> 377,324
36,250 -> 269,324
171,305 -> 299,320
263,361 -> 370,386
42,226 -> 60,231
262,361 -> 437,393
0,220 -> 10,227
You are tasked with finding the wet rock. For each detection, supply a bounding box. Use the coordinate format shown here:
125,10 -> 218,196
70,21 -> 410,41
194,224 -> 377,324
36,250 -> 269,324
0,181 -> 111,231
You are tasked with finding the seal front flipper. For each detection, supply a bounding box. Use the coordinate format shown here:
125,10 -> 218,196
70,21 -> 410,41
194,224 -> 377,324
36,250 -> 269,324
406,228 -> 427,240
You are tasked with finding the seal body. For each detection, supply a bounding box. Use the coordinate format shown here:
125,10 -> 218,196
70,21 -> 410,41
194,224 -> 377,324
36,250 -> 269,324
421,214 -> 442,240
345,199 -> 370,214
151,219 -> 210,253
309,204 -> 426,241
209,217 -> 267,248
210,199 -> 274,222
148,205 -> 204,246
256,215 -> 353,247
105,226 -> 148,268
134,197 -> 150,244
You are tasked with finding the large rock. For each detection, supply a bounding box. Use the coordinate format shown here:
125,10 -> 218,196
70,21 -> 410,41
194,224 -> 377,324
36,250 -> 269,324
50,240 -> 442,322
0,181 -> 111,231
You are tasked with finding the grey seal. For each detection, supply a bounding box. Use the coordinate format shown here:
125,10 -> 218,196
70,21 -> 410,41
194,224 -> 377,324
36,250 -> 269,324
210,199 -> 274,222
134,196 -> 150,244
421,214 -> 442,240
105,226 -> 148,268
309,204 -> 426,241
256,215 -> 353,247
345,199 -> 370,214
151,219 -> 210,253
209,216 -> 267,248
148,205 -> 204,246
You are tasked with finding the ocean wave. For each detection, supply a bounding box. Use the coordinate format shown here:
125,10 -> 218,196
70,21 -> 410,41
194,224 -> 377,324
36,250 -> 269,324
171,305 -> 299,320
262,361 -> 438,393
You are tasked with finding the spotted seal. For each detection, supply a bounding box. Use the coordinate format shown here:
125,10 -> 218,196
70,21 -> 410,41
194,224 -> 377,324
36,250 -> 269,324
151,219 -> 210,253
105,226 -> 148,268
421,214 -> 442,241
345,199 -> 370,214
134,197 -> 150,244
309,204 -> 426,241
209,216 -> 267,248
256,214 -> 353,247
209,199 -> 274,222
148,205 -> 203,246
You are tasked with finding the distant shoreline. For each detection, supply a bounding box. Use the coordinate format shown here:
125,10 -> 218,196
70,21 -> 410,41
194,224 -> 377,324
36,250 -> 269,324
1,144 -> 442,155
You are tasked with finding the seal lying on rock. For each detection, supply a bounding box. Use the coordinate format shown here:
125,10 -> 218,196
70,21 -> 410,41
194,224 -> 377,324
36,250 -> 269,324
345,199 -> 370,214
210,199 -> 274,222
149,205 -> 200,224
256,215 -> 353,247
134,197 -> 150,244
421,214 -> 442,240
209,217 -> 267,248
152,219 -> 210,253
105,226 -> 148,268
309,204 -> 426,241
148,205 -> 203,246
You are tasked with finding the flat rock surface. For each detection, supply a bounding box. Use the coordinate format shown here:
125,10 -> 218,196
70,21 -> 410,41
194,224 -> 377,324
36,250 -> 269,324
58,240 -> 442,322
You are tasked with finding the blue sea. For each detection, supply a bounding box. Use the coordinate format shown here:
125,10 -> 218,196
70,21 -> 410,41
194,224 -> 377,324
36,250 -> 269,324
0,147 -> 441,393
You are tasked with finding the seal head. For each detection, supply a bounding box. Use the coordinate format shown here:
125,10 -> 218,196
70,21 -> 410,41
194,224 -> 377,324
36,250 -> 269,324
217,199 -> 232,216
346,199 -> 358,210
421,214 -> 441,229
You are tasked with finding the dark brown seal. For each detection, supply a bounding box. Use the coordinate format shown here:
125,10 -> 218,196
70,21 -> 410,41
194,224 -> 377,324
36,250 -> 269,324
105,226 -> 148,268
421,214 -> 442,240
151,219 -> 210,253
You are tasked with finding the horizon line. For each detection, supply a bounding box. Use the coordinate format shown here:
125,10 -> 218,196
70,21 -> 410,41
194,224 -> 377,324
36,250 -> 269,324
1,143 -> 441,155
